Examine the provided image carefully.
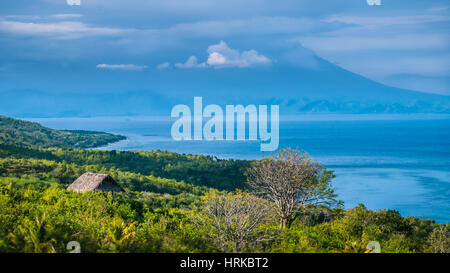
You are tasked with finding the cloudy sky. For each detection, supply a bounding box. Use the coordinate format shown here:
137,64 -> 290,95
0,0 -> 449,95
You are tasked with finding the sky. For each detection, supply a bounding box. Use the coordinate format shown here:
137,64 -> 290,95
0,0 -> 449,96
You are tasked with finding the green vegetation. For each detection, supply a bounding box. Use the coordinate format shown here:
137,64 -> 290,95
0,116 -> 125,148
0,143 -> 249,191
1,185 -> 448,253
0,116 -> 448,253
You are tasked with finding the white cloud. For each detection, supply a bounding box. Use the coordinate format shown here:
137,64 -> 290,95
173,41 -> 271,69
156,62 -> 170,69
298,13 -> 450,53
67,0 -> 81,6
299,34 -> 450,52
0,20 -> 131,39
3,14 -> 83,20
96,64 -> 148,70
165,16 -> 327,38
206,41 -> 271,68
50,14 -> 83,19
0,15 -> 333,49
308,14 -> 450,53
4,15 -> 44,20
207,52 -> 227,65
175,56 -> 206,68
0,15 -> 330,42
324,14 -> 450,27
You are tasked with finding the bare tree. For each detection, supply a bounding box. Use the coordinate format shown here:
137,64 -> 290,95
246,147 -> 340,228
196,192 -> 276,253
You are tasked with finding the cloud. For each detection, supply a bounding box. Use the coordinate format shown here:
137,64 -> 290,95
3,14 -> 83,21
299,34 -> 450,52
174,41 -> 271,69
4,15 -> 45,20
308,14 -> 450,53
156,62 -> 170,69
0,15 -> 339,49
324,14 -> 450,27
67,0 -> 81,6
175,56 -> 206,68
96,64 -> 148,70
163,16 -> 337,38
206,41 -> 271,68
50,0 -> 341,19
0,19 -> 131,39
50,14 -> 83,19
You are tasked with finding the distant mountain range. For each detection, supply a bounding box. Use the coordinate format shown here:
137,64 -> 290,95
1,56 -> 449,117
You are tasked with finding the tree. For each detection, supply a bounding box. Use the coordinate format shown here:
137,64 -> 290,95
102,216 -> 137,252
196,192 -> 275,252
429,225 -> 450,253
245,147 -> 340,228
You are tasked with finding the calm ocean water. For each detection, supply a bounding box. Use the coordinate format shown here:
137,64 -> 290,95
28,114 -> 450,223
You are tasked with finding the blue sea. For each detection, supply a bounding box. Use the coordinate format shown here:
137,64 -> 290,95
28,114 -> 450,223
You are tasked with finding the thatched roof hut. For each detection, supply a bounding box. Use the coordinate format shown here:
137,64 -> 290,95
68,172 -> 124,192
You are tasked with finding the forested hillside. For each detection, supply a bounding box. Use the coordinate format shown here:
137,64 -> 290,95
0,143 -> 249,191
0,116 -> 125,148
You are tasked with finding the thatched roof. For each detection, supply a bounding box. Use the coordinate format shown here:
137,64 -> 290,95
67,172 -> 124,192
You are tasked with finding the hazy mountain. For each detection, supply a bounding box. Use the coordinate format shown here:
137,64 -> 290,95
1,56 -> 449,117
